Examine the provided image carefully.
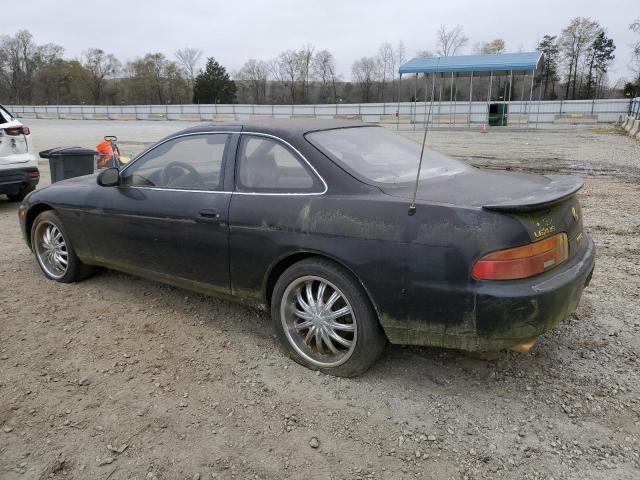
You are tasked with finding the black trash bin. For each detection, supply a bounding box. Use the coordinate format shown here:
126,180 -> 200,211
39,147 -> 98,183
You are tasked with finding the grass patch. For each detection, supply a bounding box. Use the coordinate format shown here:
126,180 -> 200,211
588,126 -> 629,136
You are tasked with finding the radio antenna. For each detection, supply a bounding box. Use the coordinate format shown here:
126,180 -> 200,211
408,60 -> 439,216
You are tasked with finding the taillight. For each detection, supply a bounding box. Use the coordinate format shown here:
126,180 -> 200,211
27,170 -> 39,178
472,233 -> 569,281
4,125 -> 30,136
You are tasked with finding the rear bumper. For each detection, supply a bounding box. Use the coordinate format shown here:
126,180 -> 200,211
0,167 -> 39,195
470,234 -> 595,350
383,234 -> 596,351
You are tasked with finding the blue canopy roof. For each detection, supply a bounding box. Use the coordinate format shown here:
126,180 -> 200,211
399,52 -> 542,75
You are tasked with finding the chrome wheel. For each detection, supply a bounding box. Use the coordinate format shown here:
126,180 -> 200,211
34,221 -> 68,279
281,275 -> 357,368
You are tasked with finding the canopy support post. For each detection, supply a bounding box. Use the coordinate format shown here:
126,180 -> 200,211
527,69 -> 535,131
519,72 -> 526,129
449,72 -> 454,126
453,73 -> 458,127
535,68 -> 542,129
438,73 -> 443,126
468,71 -> 473,128
423,73 -> 429,128
413,73 -> 418,131
487,71 -> 494,126
396,73 -> 402,131
501,73 -> 508,126
506,69 -> 513,127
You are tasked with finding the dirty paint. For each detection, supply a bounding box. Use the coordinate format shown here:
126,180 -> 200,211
19,119 -> 596,353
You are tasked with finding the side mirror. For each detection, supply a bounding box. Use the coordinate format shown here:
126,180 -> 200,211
97,167 -> 120,187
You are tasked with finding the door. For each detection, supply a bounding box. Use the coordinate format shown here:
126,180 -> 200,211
84,133 -> 233,293
228,134 -> 326,300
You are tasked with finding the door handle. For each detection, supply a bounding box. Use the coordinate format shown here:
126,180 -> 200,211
199,208 -> 221,220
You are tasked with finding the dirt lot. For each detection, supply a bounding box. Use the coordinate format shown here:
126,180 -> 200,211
1,120 -> 639,479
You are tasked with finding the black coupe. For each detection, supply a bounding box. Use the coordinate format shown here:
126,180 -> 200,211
19,119 -> 595,376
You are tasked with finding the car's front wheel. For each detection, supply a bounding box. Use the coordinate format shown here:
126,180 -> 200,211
271,258 -> 387,377
31,210 -> 94,283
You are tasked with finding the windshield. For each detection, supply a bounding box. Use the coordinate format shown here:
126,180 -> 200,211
307,126 -> 466,184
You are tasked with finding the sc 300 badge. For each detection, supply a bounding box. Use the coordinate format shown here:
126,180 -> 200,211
533,217 -> 556,239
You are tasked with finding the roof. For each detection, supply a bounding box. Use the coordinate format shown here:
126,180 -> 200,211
178,118 -> 367,137
399,52 -> 543,75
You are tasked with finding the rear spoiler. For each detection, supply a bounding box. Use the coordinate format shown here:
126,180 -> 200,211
482,175 -> 584,213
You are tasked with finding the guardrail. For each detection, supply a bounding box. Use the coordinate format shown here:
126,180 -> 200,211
6,99 -> 632,127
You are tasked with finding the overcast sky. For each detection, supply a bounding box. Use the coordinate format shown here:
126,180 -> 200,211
11,0 -> 639,81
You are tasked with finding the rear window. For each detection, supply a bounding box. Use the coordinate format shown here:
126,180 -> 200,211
0,105 -> 14,123
306,126 -> 465,184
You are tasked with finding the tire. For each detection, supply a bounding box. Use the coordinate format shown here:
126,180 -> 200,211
7,185 -> 35,202
271,258 -> 387,377
31,210 -> 94,283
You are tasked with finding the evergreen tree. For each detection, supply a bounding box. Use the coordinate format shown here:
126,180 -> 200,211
536,35 -> 560,99
587,32 -> 615,98
192,57 -> 236,104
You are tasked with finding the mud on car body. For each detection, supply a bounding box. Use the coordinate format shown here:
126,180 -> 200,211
18,119 -> 595,376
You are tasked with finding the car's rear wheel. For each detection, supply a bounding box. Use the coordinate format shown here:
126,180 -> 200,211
7,185 -> 35,202
271,258 -> 387,377
31,210 -> 94,283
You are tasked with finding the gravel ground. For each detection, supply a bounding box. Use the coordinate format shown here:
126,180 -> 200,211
1,120 -> 639,479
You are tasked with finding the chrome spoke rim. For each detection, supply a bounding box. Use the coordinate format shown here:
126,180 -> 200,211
281,275 -> 357,368
35,222 -> 69,279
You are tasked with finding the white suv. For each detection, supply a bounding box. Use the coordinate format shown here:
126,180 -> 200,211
0,104 -> 39,201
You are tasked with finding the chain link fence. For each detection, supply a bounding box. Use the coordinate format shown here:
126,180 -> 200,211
629,97 -> 640,119
6,99 -> 633,127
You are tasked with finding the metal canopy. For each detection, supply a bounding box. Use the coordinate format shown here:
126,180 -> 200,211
399,52 -> 542,75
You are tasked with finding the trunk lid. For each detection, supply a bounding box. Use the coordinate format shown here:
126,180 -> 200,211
380,168 -> 582,211
381,168 -> 586,259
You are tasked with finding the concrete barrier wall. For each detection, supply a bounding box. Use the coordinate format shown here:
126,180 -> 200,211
624,98 -> 640,141
5,99 -> 635,127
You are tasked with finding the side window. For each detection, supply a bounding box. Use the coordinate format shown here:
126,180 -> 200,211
122,134 -> 229,191
236,136 -> 321,193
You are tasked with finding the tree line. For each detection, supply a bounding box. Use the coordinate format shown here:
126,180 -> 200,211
1,18 -> 639,106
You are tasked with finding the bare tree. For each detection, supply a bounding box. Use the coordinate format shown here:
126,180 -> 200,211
311,50 -> 339,103
174,47 -> 202,85
273,50 -> 299,103
297,44 -> 314,103
236,59 -> 269,103
559,17 -> 600,99
436,25 -> 469,56
352,57 -> 377,102
395,41 -> 407,67
83,48 -> 120,104
385,41 -> 404,102
416,50 -> 434,58
376,42 -> 394,101
631,18 -> 640,83
393,41 -> 408,101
